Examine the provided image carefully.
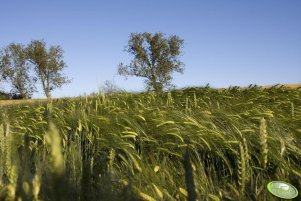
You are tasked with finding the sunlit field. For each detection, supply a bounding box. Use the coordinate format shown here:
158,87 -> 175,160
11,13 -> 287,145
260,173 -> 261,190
0,85 -> 300,200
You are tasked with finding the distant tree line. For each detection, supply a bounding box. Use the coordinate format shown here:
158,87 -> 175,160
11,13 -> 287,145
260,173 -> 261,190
0,40 -> 71,99
1,32 -> 184,99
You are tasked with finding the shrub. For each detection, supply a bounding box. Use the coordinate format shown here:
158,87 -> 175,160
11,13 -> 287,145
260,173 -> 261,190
0,91 -> 10,100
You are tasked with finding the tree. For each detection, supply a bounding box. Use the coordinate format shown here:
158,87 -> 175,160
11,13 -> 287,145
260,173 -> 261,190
117,32 -> 185,93
27,40 -> 71,98
0,54 -> 4,88
0,52 -> 4,83
101,80 -> 122,94
0,43 -> 37,99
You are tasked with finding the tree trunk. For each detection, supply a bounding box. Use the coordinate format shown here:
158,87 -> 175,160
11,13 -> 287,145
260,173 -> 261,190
45,89 -> 51,99
43,81 -> 51,98
150,71 -> 162,93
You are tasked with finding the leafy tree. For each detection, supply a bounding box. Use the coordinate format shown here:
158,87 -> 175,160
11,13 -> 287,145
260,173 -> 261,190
0,55 -> 4,83
27,40 -> 71,98
0,43 -> 37,99
0,48 -> 8,87
117,32 -> 185,93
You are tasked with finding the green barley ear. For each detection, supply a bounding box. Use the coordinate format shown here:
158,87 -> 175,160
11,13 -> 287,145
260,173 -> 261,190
291,102 -> 294,119
45,122 -> 65,176
166,91 -> 174,107
22,181 -> 30,196
32,174 -> 40,200
185,97 -> 190,114
260,118 -> 268,169
193,92 -> 197,108
0,184 -> 15,201
243,138 -> 250,177
152,183 -> 163,200
183,149 -> 197,201
138,191 -> 157,201
280,138 -> 285,157
238,142 -> 246,197
45,122 -> 68,200
108,148 -> 115,174
243,138 -> 249,165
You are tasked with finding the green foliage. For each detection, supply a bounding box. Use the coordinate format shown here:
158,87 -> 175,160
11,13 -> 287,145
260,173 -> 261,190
0,40 -> 71,99
0,85 -> 300,200
118,32 -> 184,93
27,40 -> 71,98
0,43 -> 37,99
0,91 -> 10,100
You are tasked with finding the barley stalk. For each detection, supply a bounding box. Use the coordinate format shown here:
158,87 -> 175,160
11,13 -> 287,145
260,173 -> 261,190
183,149 -> 197,201
260,118 -> 268,169
0,124 -> 5,181
185,97 -> 189,114
139,191 -> 157,201
1,122 -> 15,185
193,92 -> 197,108
291,102 -> 294,119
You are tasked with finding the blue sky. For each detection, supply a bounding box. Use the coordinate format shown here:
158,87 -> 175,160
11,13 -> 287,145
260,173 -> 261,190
0,0 -> 300,98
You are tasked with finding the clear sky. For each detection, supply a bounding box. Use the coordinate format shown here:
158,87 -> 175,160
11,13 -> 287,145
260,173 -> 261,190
1,0 -> 300,98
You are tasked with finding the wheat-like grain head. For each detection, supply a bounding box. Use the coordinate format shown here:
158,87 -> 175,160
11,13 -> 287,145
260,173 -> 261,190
45,122 -> 65,176
238,142 -> 246,197
260,117 -> 268,169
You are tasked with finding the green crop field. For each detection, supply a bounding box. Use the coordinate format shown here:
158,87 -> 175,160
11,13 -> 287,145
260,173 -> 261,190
0,85 -> 300,201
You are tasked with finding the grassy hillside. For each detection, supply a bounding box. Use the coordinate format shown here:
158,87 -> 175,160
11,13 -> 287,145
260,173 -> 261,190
0,85 -> 300,200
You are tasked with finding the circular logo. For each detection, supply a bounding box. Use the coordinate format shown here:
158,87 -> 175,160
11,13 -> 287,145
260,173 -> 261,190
267,181 -> 298,199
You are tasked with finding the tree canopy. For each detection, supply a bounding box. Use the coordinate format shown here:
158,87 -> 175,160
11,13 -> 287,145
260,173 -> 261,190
0,40 -> 71,99
0,43 -> 37,99
117,32 -> 184,93
27,40 -> 71,98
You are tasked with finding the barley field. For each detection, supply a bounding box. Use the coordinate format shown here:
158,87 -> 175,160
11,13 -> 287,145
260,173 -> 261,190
0,85 -> 300,201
